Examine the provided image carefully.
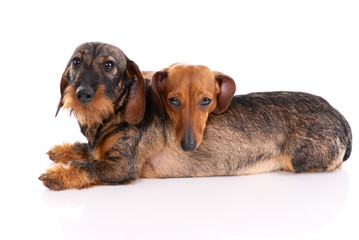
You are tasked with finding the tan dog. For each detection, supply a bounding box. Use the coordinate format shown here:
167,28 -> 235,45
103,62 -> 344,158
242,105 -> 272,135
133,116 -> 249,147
147,63 -> 236,151
39,42 -> 352,191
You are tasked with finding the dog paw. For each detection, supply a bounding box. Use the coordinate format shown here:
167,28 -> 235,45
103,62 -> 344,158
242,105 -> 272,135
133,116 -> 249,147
39,164 -> 93,191
47,143 -> 75,164
47,143 -> 90,164
39,166 -> 67,191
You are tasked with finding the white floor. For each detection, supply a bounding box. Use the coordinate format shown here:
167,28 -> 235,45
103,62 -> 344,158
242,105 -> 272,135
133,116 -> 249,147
1,1 -> 358,239
1,154 -> 358,240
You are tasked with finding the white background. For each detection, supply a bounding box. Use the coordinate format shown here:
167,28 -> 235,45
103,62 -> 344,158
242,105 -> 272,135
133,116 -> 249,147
0,0 -> 358,239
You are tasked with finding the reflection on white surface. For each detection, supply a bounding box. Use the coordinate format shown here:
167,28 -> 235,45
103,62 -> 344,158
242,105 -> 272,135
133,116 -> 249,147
37,170 -> 350,240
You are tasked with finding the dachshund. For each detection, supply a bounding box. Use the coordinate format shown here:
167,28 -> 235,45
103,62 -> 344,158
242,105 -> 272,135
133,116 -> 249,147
39,42 -> 352,190
147,63 -> 236,151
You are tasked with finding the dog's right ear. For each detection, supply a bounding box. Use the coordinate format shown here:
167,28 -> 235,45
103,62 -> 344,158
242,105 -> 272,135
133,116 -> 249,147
150,70 -> 168,119
55,64 -> 70,117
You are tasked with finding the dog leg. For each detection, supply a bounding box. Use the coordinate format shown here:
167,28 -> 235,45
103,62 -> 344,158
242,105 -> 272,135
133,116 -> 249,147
39,163 -> 93,190
290,139 -> 345,173
39,158 -> 139,190
47,142 -> 90,164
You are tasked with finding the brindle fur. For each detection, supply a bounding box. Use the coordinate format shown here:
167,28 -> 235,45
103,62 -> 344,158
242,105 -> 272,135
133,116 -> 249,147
39,42 -> 352,190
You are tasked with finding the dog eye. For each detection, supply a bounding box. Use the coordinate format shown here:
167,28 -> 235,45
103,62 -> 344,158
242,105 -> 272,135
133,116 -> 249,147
169,98 -> 181,108
104,61 -> 114,71
199,98 -> 212,107
72,58 -> 81,67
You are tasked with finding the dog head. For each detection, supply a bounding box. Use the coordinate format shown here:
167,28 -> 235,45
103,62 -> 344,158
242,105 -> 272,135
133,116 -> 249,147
151,63 -> 236,152
56,42 -> 145,126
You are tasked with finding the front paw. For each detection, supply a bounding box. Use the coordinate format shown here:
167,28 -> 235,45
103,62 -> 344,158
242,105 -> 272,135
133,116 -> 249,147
39,164 -> 92,191
39,165 -> 68,190
47,143 -> 76,164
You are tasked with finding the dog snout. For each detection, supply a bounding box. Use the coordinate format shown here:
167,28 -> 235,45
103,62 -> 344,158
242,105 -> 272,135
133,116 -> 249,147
180,127 -> 197,152
76,86 -> 94,103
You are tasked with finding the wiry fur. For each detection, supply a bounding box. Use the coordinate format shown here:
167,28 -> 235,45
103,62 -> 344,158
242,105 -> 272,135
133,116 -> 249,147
39,42 -> 352,191
62,85 -> 114,126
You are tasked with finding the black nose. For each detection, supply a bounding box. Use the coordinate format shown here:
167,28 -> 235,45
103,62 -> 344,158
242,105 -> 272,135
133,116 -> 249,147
180,127 -> 197,152
76,86 -> 94,103
181,140 -> 197,152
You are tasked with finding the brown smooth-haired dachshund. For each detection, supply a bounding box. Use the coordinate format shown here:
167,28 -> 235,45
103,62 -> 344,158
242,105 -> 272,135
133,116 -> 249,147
144,63 -> 236,152
39,42 -> 352,190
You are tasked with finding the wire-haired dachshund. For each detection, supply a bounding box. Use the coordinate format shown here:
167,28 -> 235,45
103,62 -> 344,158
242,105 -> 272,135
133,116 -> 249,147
39,42 -> 352,190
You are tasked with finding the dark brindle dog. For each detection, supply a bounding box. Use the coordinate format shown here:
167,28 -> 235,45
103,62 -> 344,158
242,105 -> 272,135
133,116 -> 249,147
39,42 -> 352,190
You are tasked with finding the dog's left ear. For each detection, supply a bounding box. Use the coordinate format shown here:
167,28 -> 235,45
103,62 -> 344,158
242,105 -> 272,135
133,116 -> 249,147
213,72 -> 236,114
55,64 -> 70,116
123,60 -> 146,125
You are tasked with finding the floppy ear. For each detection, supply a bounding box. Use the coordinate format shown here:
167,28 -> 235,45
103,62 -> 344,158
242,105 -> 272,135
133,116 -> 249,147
55,65 -> 70,116
150,70 -> 168,119
213,72 -> 236,114
123,60 -> 146,125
